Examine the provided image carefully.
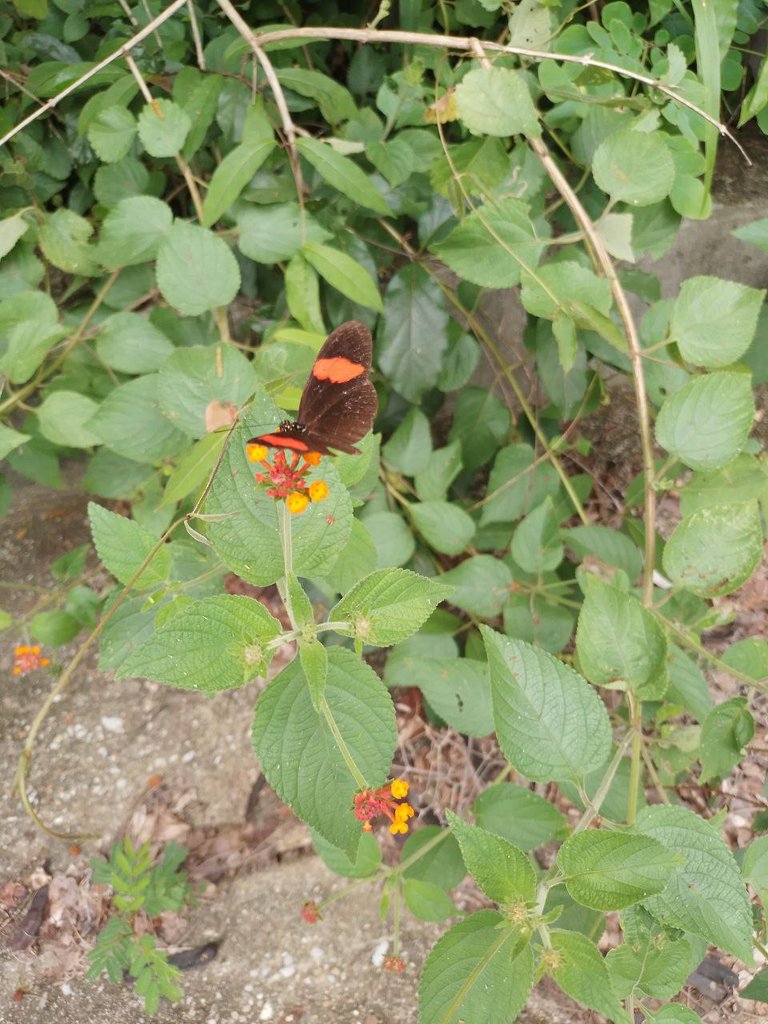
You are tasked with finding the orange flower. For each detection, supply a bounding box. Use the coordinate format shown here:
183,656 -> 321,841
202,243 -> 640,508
308,480 -> 328,502
286,491 -> 310,515
12,645 -> 51,676
249,447 -> 329,515
246,443 -> 269,463
353,779 -> 414,835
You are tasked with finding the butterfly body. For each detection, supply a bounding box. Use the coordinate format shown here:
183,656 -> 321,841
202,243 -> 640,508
248,321 -> 377,456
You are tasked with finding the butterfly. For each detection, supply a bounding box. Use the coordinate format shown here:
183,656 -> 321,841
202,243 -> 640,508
248,321 -> 377,456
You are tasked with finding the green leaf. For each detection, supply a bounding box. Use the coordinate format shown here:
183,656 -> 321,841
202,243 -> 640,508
155,222 -> 241,316
593,130 -> 676,206
455,66 -> 540,138
504,593 -> 574,655
402,826 -> 467,888
700,697 -> 754,781
521,261 -> 613,323
87,105 -> 137,163
331,568 -> 451,647
204,413 -> 352,585
39,208 -> 98,276
236,203 -> 330,263
557,831 -> 679,910
366,137 -> 416,187
447,811 -> 536,903
36,391 -> 101,448
548,930 -> 626,1023
432,198 -> 544,289
655,370 -> 755,471
662,500 -> 763,596
0,321 -> 67,384
419,912 -> 533,1024
359,510 -> 415,568
311,829 -> 381,879
161,432 -> 225,507
742,834 -> 768,891
733,217 -> 768,252
202,122 -> 275,227
382,407 -> 432,475
635,804 -> 753,962
157,345 -> 256,438
672,276 -> 765,367
440,556 -> 512,618
482,630 -> 612,782
378,265 -> 449,401
666,645 -> 713,721
449,388 -> 511,473
562,525 -> 643,581
277,67 -> 357,124
118,595 -> 281,691
679,454 -> 768,516
95,312 -> 174,374
284,253 -> 324,333
302,242 -> 382,312
722,637 -> 768,683
97,196 -> 172,268
510,498 -> 564,573
411,501 -> 476,556
87,375 -> 190,464
299,636 -> 327,709
93,155 -> 150,207
0,423 -> 30,460
403,879 -> 459,922
575,573 -> 668,698
297,137 -> 390,215
88,502 -> 169,590
0,212 -> 30,259
390,658 -> 493,737
137,99 -> 191,157
252,648 -> 396,855
324,517 -> 378,593
607,931 -> 694,1000
414,441 -> 463,502
473,784 -> 568,852
741,968 -> 768,1003
30,609 -> 81,645
480,443 -> 559,527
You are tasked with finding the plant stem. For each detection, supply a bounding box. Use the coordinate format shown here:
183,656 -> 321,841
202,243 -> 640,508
627,693 -> 643,825
276,501 -> 296,629
574,728 -> 635,833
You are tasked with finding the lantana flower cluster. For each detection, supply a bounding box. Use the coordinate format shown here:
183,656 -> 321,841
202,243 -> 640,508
354,780 -> 415,835
12,645 -> 50,676
245,444 -> 329,515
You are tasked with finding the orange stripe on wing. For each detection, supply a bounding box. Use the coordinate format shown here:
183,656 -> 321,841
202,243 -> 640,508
256,433 -> 310,452
312,356 -> 365,383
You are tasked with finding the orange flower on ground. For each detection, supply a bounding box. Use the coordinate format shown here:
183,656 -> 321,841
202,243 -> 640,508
245,445 -> 329,515
12,645 -> 50,676
383,955 -> 407,973
300,900 -> 320,924
353,780 -> 415,835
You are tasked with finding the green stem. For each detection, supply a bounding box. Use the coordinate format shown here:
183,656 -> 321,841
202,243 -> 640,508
574,728 -> 636,833
277,501 -> 296,629
626,693 -> 643,825
318,697 -> 367,789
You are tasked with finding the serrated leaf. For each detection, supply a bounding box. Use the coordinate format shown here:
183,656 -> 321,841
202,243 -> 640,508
252,648 -> 396,854
562,525 -> 643,581
575,573 -> 668,698
672,276 -> 765,367
87,105 -> 137,162
419,911 -> 533,1024
97,196 -> 172,268
431,198 -> 544,289
155,222 -> 240,316
548,930 -> 626,1022
483,630 -> 612,782
414,441 -> 462,502
607,933 -> 694,1000
662,500 -> 763,596
237,202 -> 330,263
38,208 -> 98,276
557,831 -> 679,910
331,568 -> 451,647
88,502 -> 169,590
387,657 -> 493,737
480,443 -> 559,527
635,804 -> 753,962
137,99 -> 191,157
118,595 -> 281,690
447,811 -> 536,903
455,67 -> 539,138
679,454 -> 768,516
700,696 -> 754,781
655,370 -> 755,471
297,136 -> 390,215
593,130 -> 676,205
302,242 -> 382,312
510,497 -> 564,573
0,321 -> 67,384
